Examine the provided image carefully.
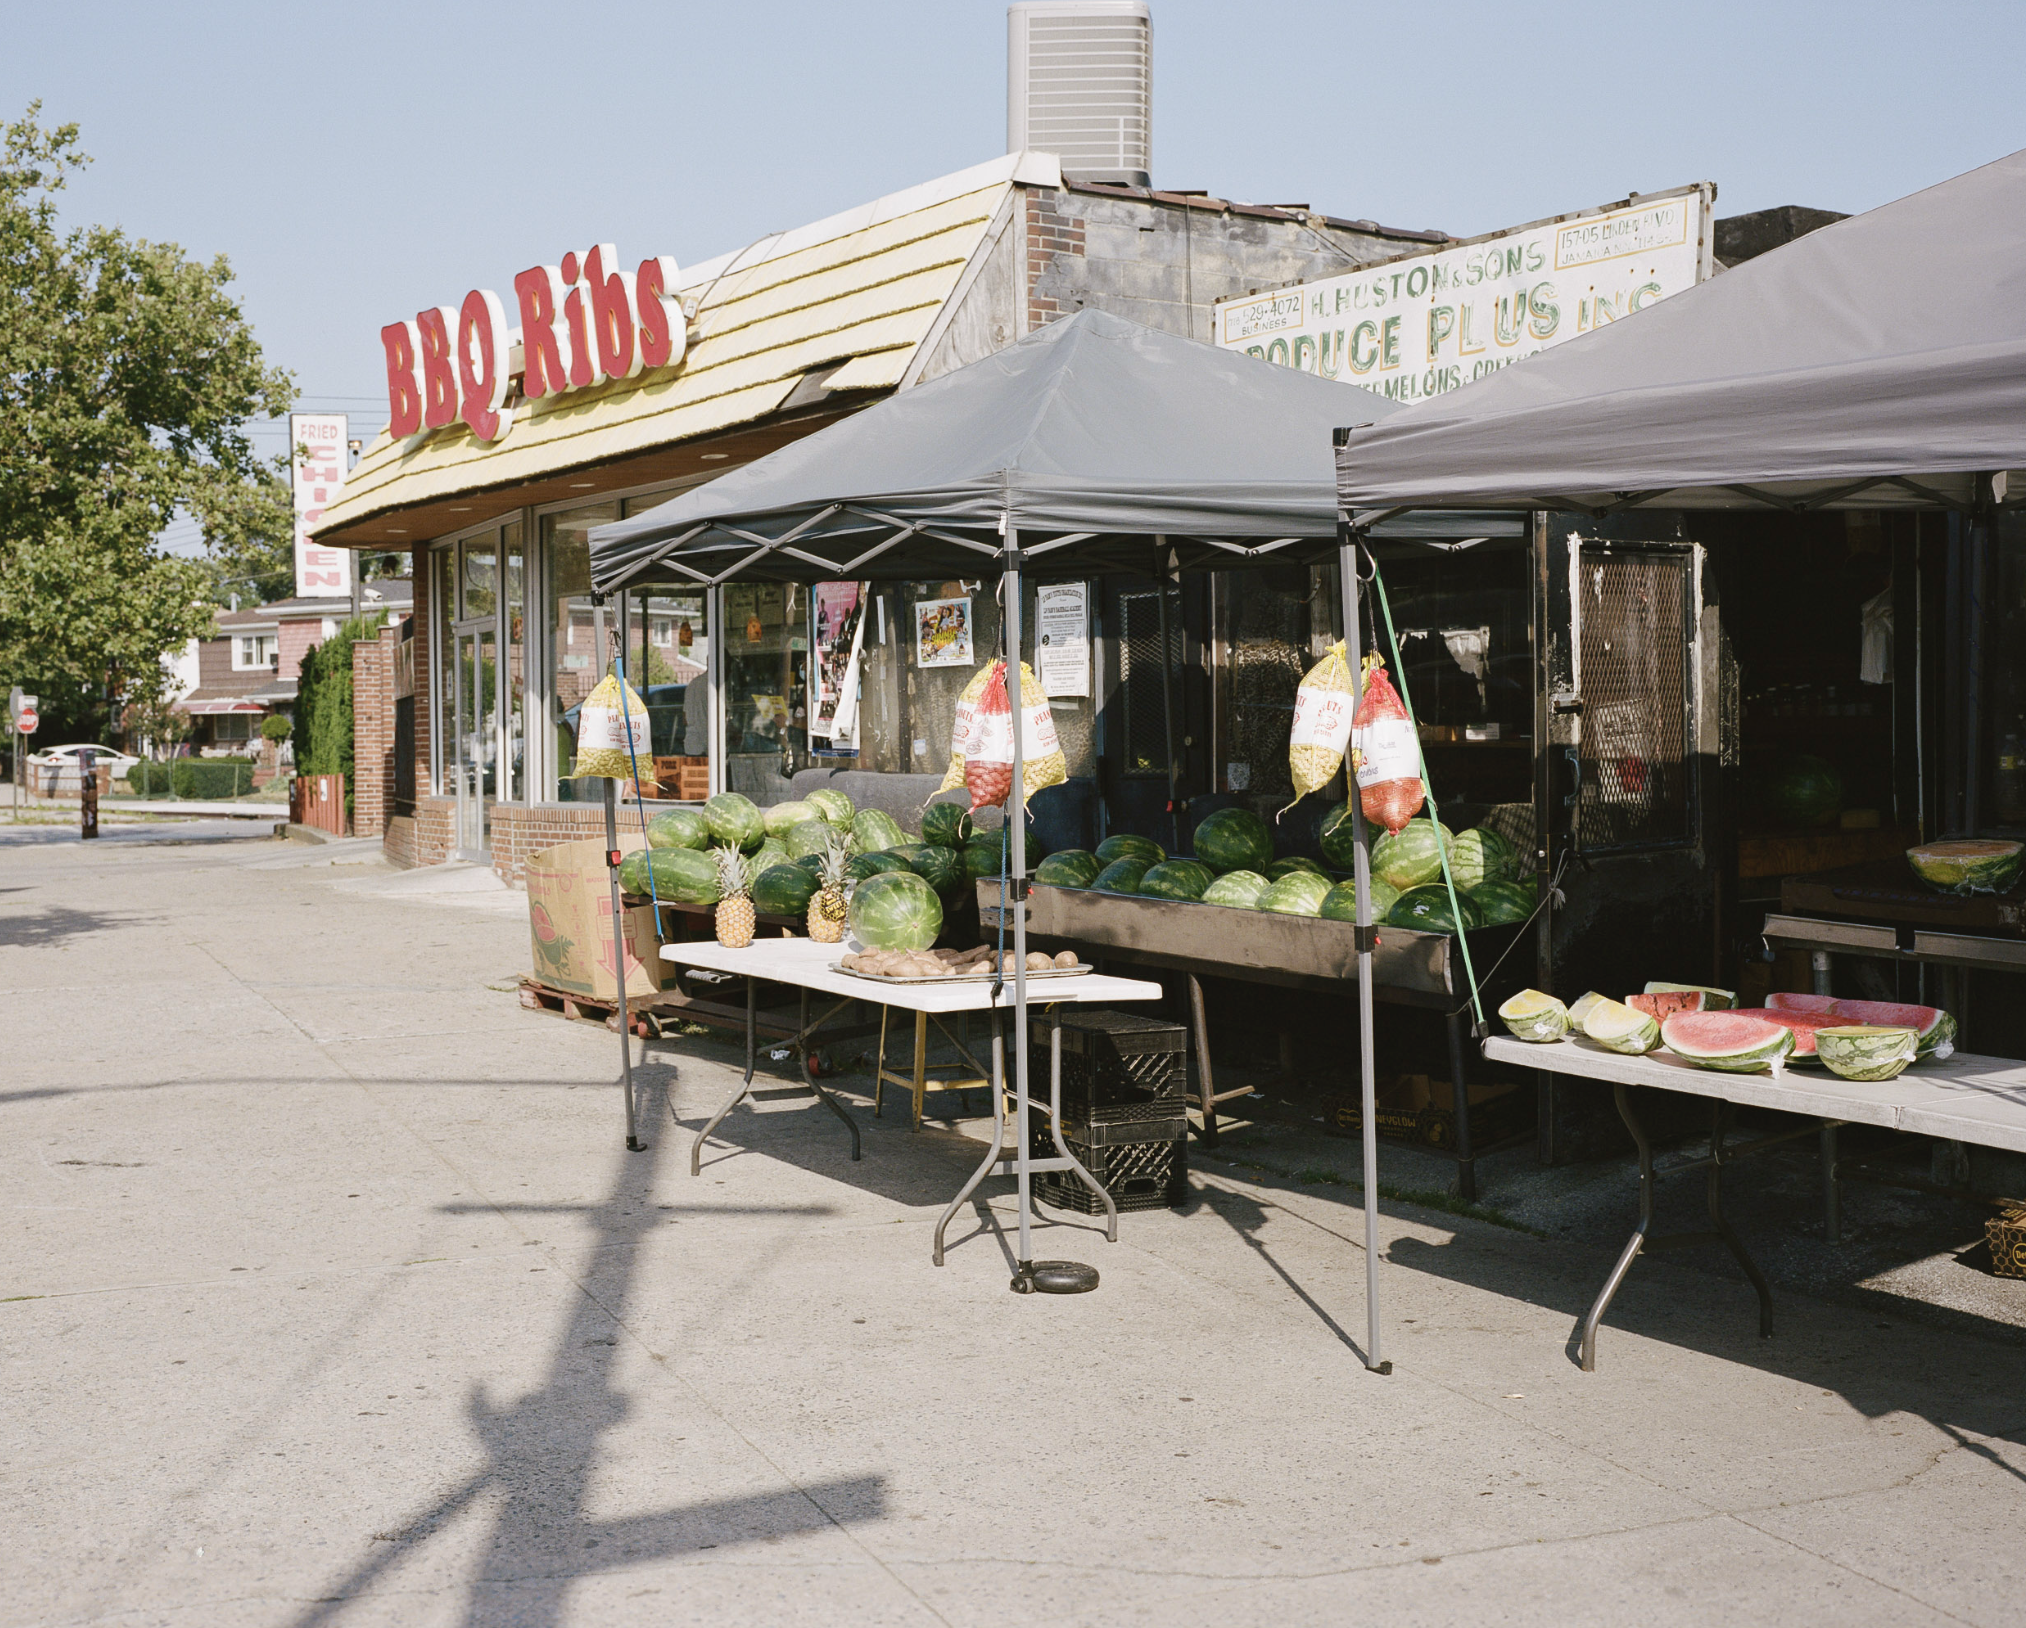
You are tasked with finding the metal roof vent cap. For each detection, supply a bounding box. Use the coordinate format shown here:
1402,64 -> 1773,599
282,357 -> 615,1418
1008,1 -> 1151,188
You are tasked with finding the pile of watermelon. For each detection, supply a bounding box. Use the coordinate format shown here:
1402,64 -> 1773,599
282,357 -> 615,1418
1026,803 -> 1536,931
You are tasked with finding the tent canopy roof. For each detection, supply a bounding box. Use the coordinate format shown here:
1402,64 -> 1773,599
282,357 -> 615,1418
591,309 -> 1406,591
1335,149 -> 2026,518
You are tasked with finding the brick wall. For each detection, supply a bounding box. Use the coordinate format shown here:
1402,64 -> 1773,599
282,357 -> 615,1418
1025,190 -> 1086,332
384,814 -> 418,869
277,615 -> 323,683
412,557 -> 434,810
351,624 -> 399,838
410,795 -> 454,868
490,801 -> 610,886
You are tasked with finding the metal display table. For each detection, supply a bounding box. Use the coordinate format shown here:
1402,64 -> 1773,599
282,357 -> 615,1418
658,938 -> 1164,1264
990,882 -> 1524,1200
1483,1033 -> 2026,1369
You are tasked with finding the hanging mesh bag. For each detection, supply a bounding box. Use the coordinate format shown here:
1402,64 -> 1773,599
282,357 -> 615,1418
1286,640 -> 1357,809
1350,653 -> 1426,833
938,659 -> 1065,807
570,667 -> 651,781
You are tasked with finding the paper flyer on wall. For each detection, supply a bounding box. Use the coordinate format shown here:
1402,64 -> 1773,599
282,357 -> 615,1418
811,582 -> 865,745
1036,582 -> 1090,697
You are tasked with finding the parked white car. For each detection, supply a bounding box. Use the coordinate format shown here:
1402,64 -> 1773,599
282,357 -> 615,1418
24,743 -> 141,791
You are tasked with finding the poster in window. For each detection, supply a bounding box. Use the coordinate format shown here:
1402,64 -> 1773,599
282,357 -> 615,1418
1036,582 -> 1090,697
811,582 -> 865,745
915,597 -> 973,669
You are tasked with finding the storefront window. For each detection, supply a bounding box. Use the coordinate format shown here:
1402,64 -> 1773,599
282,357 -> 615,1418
544,503 -> 619,799
503,520 -> 525,803
622,591 -> 709,764
1214,566 -> 1316,803
722,580 -> 810,803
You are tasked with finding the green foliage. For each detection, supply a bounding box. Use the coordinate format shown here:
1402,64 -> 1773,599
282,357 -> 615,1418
293,612 -> 382,777
259,713 -> 292,743
0,106 -> 294,744
126,758 -> 254,798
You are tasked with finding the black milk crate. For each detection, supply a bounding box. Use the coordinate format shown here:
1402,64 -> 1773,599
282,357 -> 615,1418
1035,1130 -> 1188,1214
1026,1009 -> 1187,1130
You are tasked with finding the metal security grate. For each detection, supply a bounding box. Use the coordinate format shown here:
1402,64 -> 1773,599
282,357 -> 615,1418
1577,547 -> 1693,850
1118,589 -> 1181,777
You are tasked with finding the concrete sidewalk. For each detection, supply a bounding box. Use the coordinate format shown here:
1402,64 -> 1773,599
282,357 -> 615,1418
1,832 -> 2021,1627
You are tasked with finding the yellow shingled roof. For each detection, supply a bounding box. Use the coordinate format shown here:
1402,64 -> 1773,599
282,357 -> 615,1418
316,158 -> 1036,536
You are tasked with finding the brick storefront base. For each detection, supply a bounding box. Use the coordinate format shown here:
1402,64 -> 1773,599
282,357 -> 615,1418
384,815 -> 419,869
490,802 -> 613,886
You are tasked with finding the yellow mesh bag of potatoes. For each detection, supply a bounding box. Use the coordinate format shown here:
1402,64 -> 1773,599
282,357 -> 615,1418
570,668 -> 652,780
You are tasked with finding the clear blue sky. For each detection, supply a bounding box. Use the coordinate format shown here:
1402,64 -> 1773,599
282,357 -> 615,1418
7,0 -> 2023,552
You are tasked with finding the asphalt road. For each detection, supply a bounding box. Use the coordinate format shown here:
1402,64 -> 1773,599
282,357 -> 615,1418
3,827 -> 2022,1626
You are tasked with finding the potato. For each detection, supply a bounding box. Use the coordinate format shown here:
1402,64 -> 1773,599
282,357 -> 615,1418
1053,949 -> 1079,969
1026,952 -> 1054,971
840,953 -> 861,971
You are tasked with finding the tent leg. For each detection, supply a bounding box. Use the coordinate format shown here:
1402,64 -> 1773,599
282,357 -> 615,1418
1340,533 -> 1390,1374
603,779 -> 643,1153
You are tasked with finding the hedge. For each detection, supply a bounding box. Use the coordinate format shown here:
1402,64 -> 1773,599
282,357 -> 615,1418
126,759 -> 256,799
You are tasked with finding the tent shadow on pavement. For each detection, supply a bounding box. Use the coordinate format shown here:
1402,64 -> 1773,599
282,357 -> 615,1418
285,1072 -> 886,1628
0,904 -> 159,949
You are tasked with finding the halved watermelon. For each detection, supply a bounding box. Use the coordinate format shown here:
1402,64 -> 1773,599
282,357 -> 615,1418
1661,1011 -> 1796,1073
1645,981 -> 1735,1011
1568,991 -> 1608,1029
1580,997 -> 1660,1055
1627,989 -> 1706,1021
1766,992 -> 1955,1055
1766,991 -> 1839,1016
1729,1008 -> 1835,1057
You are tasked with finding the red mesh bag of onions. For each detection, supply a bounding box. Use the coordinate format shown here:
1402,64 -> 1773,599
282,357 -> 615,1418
1350,654 -> 1425,834
962,661 -> 1016,811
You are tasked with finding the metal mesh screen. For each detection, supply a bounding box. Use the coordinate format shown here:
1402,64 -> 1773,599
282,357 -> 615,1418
1577,547 -> 1693,849
1118,589 -> 1180,777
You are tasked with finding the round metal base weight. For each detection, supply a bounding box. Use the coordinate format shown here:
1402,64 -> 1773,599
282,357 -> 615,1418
1011,1260 -> 1099,1295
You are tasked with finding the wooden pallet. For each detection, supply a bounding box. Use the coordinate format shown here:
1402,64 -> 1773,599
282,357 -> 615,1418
516,975 -> 879,1051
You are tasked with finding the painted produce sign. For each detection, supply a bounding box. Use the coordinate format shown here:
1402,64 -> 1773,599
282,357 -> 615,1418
378,245 -> 689,445
1214,185 -> 1712,405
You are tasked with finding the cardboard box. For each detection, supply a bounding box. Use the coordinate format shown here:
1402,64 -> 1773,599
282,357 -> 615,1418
524,835 -> 675,1000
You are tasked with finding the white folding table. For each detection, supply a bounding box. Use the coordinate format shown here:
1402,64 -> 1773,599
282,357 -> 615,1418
1484,1034 -> 2026,1368
660,938 -> 1164,1266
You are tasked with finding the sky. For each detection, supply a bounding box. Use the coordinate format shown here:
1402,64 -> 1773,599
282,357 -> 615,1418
7,0 -> 2024,556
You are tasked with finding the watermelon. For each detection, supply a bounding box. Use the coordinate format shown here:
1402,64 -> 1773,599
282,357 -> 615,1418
1646,980 -> 1735,1011
805,787 -> 854,827
1191,807 -> 1273,875
785,818 -> 835,859
1140,860 -> 1215,901
1096,833 -> 1164,866
1580,996 -> 1660,1055
1765,991 -> 1839,1015
1371,818 -> 1455,891
850,808 -> 908,856
793,851 -> 826,875
1260,872 -> 1332,917
1318,801 -> 1361,870
921,802 -> 973,848
647,846 -> 720,905
1388,885 -> 1482,934
646,808 -> 710,850
749,837 -> 789,874
1498,989 -> 1569,1043
1034,850 -> 1102,888
1765,991 -> 1955,1055
1204,870 -> 1274,910
1092,858 -> 1151,894
968,826 -> 1046,872
703,792 -> 766,852
1567,991 -> 1608,1029
1471,880 -> 1534,927
1320,877 -> 1399,922
617,850 -> 650,895
1266,856 -> 1330,882
894,843 -> 965,897
1766,755 -> 1843,828
847,850 -> 913,882
848,869 -> 943,951
762,799 -> 820,839
1906,838 -> 2024,896
1729,1008 -> 1835,1057
1446,827 -> 1514,891
752,863 -> 819,917
1627,989 -> 1706,1022
1814,1025 -> 1920,1082
1660,1010 -> 1796,1072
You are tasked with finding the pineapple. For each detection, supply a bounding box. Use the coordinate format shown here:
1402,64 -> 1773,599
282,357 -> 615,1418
712,846 -> 755,948
807,833 -> 851,944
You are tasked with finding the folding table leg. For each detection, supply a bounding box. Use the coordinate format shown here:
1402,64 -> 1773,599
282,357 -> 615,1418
1579,1082 -> 1655,1371
1189,974 -> 1218,1148
690,977 -> 758,1176
934,1013 -> 1007,1266
874,1004 -> 890,1117
1821,1120 -> 1841,1245
912,1011 -> 929,1131
1707,1103 -> 1774,1338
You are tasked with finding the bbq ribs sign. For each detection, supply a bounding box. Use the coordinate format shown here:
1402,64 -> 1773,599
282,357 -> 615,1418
380,246 -> 689,444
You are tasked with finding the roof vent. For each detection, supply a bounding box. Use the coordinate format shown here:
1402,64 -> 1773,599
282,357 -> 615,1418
1008,1 -> 1151,187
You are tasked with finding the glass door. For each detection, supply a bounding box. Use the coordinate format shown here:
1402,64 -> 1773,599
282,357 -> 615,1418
452,620 -> 498,859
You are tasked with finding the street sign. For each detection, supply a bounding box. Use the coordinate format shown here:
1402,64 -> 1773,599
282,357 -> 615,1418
11,692 -> 36,734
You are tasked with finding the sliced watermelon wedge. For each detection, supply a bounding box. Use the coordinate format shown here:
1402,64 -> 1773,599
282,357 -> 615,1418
1729,1008 -> 1838,1056
1660,1011 -> 1796,1073
1628,989 -> 1706,1021
1645,980 -> 1735,1010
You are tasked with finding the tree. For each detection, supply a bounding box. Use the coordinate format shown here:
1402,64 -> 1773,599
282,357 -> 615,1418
0,105 -> 294,745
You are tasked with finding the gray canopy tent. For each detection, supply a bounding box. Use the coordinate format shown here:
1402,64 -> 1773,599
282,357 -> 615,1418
593,309 -> 1403,1361
1336,147 -> 2026,518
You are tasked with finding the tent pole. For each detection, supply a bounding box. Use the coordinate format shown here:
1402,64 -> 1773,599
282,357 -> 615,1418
1005,534 -> 1036,1284
1338,531 -> 1390,1374
1154,538 -> 1182,854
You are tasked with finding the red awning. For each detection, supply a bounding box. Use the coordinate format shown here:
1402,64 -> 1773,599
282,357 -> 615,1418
174,697 -> 265,716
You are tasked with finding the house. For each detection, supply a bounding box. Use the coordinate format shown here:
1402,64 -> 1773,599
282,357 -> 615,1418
173,580 -> 413,752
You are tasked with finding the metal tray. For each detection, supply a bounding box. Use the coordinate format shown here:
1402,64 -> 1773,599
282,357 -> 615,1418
832,960 -> 1094,986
